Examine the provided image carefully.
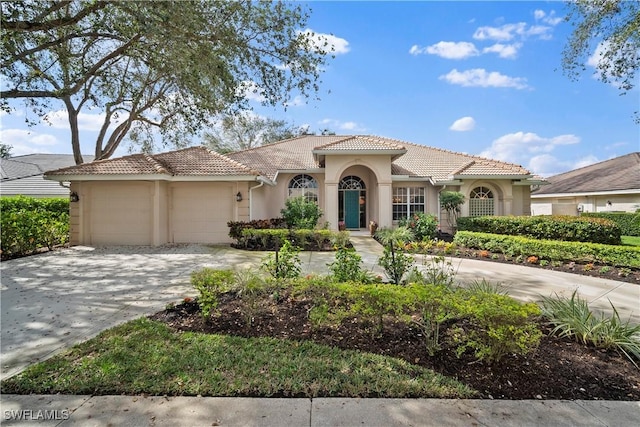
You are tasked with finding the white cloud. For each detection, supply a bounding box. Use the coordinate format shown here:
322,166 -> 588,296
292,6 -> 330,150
439,68 -> 530,89
482,43 -> 522,59
44,109 -> 127,131
479,131 -> 581,175
412,41 -> 479,59
0,128 -> 59,155
300,29 -> 350,55
238,80 -> 267,103
449,116 -> 476,131
534,10 -> 562,26
473,21 -> 553,41
529,154 -> 599,177
473,23 -> 527,41
318,118 -> 366,133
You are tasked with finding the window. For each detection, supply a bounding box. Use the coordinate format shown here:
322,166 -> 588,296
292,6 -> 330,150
392,187 -> 425,220
338,176 -> 365,190
288,174 -> 318,202
469,186 -> 494,216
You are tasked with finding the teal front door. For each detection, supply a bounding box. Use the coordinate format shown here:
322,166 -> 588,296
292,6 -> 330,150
344,191 -> 360,229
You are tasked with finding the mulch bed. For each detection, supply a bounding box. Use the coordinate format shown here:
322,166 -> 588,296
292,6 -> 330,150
150,293 -> 640,401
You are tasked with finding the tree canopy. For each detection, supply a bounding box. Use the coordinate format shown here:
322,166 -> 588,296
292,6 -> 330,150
563,0 -> 639,99
203,114 -> 302,154
1,1 -> 333,163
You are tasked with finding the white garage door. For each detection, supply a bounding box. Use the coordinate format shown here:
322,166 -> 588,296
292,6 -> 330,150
171,183 -> 234,243
89,182 -> 153,245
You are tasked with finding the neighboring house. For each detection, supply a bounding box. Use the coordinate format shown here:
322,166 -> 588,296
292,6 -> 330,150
44,135 -> 543,246
1,154 -> 93,198
531,152 -> 640,216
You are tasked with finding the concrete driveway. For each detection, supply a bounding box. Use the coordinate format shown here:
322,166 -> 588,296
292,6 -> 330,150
0,244 -> 340,380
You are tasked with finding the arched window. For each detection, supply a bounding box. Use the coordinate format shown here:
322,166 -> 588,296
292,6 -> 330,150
288,174 -> 318,202
338,176 -> 365,190
469,186 -> 494,216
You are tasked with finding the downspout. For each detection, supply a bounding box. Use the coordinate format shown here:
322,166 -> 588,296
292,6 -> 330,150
249,179 -> 265,221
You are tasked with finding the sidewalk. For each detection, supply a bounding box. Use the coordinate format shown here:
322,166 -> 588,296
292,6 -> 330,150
2,395 -> 639,426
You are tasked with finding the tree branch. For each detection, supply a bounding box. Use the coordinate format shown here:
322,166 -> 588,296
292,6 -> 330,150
4,1 -> 109,32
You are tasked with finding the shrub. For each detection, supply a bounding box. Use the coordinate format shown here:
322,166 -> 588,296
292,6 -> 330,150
457,215 -> 621,245
398,212 -> 438,241
581,212 -> 640,237
261,239 -> 301,279
375,227 -> 415,285
237,228 -> 339,251
280,196 -> 323,229
541,291 -> 640,367
453,231 -> 640,268
439,191 -> 465,229
191,269 -> 235,319
452,292 -> 542,363
227,218 -> 286,241
0,196 -> 70,258
328,247 -> 368,283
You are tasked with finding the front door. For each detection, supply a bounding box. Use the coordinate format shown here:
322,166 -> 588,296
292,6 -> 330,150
344,190 -> 360,229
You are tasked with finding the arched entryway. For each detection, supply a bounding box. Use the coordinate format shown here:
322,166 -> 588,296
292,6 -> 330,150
339,175 -> 366,229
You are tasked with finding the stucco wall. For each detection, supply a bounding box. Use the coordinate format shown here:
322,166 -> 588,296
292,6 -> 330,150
532,193 -> 640,215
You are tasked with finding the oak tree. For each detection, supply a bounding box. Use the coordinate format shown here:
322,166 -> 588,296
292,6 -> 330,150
1,1 -> 332,163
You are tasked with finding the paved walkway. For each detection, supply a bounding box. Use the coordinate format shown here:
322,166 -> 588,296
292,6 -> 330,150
1,234 -> 639,425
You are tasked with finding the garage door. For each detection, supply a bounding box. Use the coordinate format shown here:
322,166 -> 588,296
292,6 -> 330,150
89,182 -> 153,245
171,183 -> 234,243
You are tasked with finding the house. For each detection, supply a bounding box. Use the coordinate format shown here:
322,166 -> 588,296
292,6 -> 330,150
1,154 -> 93,198
44,135 -> 543,246
531,152 -> 640,216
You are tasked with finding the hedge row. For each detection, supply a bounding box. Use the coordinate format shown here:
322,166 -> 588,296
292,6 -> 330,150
236,228 -> 350,251
227,218 -> 287,241
453,231 -> 640,268
581,212 -> 640,237
456,215 -> 621,245
1,196 -> 70,258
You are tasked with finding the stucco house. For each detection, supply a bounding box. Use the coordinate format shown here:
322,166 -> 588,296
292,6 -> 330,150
44,135 -> 543,246
531,152 -> 640,216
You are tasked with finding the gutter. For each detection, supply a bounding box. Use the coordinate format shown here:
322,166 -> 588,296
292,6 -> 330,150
249,176 -> 275,220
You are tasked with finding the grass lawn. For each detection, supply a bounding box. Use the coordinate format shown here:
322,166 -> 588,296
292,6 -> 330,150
1,318 -> 475,398
622,235 -> 640,247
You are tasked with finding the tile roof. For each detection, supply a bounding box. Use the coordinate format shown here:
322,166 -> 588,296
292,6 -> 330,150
532,152 -> 640,195
228,135 -> 530,181
45,147 -> 259,178
1,154 -> 94,180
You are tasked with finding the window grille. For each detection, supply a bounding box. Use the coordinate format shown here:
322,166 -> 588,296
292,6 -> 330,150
392,187 -> 425,220
288,174 -> 318,202
469,186 -> 494,216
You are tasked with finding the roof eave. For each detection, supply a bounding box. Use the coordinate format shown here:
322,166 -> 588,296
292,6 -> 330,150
44,174 -> 261,182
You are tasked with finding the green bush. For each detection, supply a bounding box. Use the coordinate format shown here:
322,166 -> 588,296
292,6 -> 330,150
453,231 -> 640,268
238,228 -> 339,251
399,212 -> 438,241
328,247 -> 370,283
261,239 -> 301,279
581,212 -> 640,237
227,218 -> 287,241
280,196 -> 323,229
0,196 -> 70,257
191,268 -> 235,319
541,291 -> 640,367
452,291 -> 542,363
457,215 -> 622,245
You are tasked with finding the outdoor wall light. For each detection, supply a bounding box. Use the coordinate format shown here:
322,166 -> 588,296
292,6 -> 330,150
236,192 -> 243,202
70,192 -> 80,202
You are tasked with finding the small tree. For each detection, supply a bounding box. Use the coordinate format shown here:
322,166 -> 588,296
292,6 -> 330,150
375,226 -> 415,285
440,191 -> 465,231
280,196 -> 323,229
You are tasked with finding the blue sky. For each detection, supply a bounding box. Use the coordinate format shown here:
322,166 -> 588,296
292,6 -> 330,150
2,1 -> 638,177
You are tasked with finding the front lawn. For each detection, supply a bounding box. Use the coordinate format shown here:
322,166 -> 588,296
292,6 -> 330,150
622,235 -> 640,247
1,317 -> 473,398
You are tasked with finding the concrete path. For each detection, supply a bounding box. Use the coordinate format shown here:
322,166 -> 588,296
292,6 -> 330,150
1,395 -> 639,426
